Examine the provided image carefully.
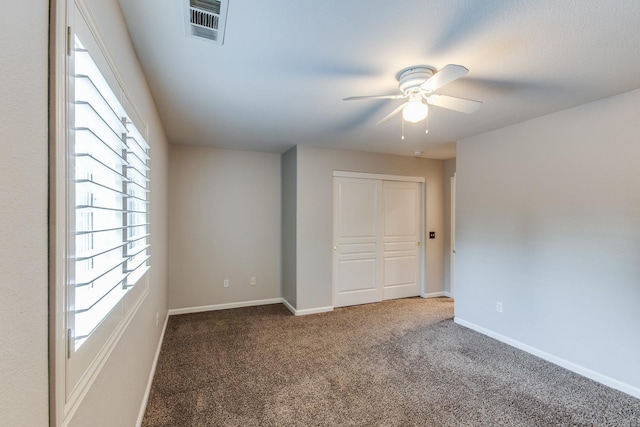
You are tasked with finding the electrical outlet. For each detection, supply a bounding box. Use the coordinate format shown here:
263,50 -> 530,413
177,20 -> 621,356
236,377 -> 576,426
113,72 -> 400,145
155,312 -> 159,327
250,277 -> 256,286
224,279 -> 229,288
496,301 -> 503,313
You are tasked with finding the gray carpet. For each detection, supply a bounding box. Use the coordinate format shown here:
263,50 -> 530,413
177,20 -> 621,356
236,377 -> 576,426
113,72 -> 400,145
143,298 -> 640,426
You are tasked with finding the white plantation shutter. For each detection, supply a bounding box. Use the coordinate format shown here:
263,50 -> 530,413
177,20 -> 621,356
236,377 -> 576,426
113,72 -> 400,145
51,3 -> 153,421
72,37 -> 150,350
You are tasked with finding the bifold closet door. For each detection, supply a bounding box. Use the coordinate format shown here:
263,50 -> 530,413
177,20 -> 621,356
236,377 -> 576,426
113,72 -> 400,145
333,178 -> 383,308
382,180 -> 421,300
333,177 -> 422,308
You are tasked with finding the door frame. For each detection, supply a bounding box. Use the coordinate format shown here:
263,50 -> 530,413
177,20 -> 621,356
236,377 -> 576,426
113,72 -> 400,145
332,171 -> 426,307
450,173 -> 456,298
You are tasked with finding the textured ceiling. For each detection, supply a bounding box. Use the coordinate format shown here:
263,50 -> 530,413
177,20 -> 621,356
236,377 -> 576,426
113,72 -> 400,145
117,0 -> 640,159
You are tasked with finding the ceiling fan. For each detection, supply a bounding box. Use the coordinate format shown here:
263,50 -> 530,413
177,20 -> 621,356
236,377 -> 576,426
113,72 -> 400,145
343,64 -> 482,126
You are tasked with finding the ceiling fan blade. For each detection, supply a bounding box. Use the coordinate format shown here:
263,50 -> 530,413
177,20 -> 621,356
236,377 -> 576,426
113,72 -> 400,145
343,94 -> 406,101
376,102 -> 409,125
420,64 -> 469,92
426,94 -> 482,114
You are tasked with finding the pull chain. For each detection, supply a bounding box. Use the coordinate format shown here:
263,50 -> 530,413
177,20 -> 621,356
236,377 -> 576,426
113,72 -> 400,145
401,117 -> 405,140
425,114 -> 429,134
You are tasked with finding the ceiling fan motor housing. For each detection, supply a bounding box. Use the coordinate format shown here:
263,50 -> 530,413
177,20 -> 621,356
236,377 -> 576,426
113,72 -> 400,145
397,66 -> 435,94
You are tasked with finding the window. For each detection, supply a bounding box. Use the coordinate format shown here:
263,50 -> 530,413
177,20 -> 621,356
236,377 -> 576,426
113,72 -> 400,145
50,2 -> 151,423
71,36 -> 150,350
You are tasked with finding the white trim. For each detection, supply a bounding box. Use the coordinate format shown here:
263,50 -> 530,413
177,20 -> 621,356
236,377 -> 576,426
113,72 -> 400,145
50,1 -> 70,425
168,298 -> 283,315
136,312 -> 169,427
421,291 -> 449,298
170,298 -> 334,317
332,170 -> 425,183
294,306 -> 334,316
454,317 -> 640,399
450,173 -> 456,298
420,180 -> 426,296
283,299 -> 334,316
281,298 -> 297,315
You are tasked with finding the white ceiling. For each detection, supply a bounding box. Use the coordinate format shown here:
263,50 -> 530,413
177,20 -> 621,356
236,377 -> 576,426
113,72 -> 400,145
117,0 -> 640,159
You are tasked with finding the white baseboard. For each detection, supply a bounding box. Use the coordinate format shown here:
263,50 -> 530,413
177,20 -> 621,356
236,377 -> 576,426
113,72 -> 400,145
454,317 -> 640,400
136,312 -> 169,427
168,298 -> 283,315
169,297 -> 334,317
294,305 -> 333,315
281,298 -> 296,315
282,298 -> 333,316
421,291 -> 449,298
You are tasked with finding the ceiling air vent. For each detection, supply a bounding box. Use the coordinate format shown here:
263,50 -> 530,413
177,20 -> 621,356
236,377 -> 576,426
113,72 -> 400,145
185,0 -> 229,44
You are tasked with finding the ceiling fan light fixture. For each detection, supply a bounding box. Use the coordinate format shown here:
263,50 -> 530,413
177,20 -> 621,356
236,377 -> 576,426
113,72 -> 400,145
344,63 -> 481,128
403,101 -> 428,123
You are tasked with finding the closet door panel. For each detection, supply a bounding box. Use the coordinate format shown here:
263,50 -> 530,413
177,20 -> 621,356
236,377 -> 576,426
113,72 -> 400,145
382,181 -> 421,300
333,178 -> 383,307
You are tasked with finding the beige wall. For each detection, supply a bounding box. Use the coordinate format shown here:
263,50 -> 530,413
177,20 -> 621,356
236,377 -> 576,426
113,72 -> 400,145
456,88 -> 640,393
282,147 -> 297,306
0,0 -> 49,425
295,145 -> 445,310
168,145 -> 282,309
443,158 -> 456,295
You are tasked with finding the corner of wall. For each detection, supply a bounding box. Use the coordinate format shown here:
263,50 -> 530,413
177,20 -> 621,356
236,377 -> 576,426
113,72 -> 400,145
443,158 -> 457,295
281,146 -> 298,308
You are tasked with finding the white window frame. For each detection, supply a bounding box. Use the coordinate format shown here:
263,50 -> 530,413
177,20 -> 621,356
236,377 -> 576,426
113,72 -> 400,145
50,1 -> 151,425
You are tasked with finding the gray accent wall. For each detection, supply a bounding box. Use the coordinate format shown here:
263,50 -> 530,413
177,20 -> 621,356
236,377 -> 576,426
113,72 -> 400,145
294,146 -> 445,310
455,88 -> 640,391
168,145 -> 282,309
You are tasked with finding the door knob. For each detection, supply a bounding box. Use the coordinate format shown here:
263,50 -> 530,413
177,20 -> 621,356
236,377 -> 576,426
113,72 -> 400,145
417,241 -> 421,246
333,245 -> 338,251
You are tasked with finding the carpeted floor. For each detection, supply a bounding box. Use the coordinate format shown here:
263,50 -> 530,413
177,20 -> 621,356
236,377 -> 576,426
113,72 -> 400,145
143,298 -> 640,426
